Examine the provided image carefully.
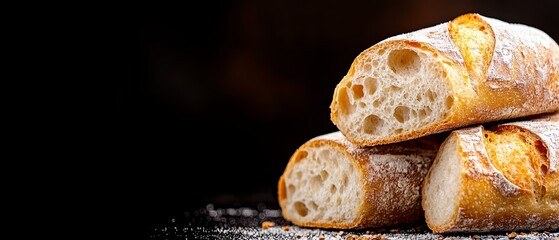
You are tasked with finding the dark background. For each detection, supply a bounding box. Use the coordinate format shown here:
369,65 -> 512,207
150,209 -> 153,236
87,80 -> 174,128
45,0 -> 558,236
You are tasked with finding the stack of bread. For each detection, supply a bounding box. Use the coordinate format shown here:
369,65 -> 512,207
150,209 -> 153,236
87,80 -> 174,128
277,13 -> 559,233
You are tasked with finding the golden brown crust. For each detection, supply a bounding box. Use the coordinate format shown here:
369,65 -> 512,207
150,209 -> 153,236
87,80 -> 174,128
425,114 -> 559,233
278,132 -> 439,229
330,13 -> 559,146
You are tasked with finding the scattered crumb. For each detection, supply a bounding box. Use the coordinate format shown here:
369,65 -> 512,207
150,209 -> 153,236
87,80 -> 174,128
507,231 -> 517,238
389,228 -> 399,233
261,221 -> 275,229
318,236 -> 325,240
377,234 -> 389,240
346,234 -> 388,240
345,234 -> 358,240
544,231 -> 551,234
471,234 -> 480,239
519,232 -> 526,236
337,231 -> 345,236
531,231 -> 539,235
281,225 -> 290,231
295,233 -> 302,238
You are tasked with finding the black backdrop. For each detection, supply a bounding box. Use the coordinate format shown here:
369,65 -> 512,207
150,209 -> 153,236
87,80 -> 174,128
53,0 -> 559,237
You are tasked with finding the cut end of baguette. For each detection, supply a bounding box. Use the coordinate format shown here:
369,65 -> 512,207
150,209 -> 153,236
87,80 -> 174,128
330,41 -> 455,145
279,141 -> 362,228
422,135 -> 462,232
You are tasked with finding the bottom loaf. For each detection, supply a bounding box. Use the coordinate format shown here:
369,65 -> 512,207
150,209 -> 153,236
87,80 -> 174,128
422,112 -> 559,233
277,131 -> 442,229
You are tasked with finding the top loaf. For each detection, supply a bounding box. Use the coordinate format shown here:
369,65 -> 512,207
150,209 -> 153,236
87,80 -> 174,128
330,13 -> 559,146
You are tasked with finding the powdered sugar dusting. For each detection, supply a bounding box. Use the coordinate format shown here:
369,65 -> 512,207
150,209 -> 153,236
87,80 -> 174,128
482,15 -> 559,113
381,22 -> 464,64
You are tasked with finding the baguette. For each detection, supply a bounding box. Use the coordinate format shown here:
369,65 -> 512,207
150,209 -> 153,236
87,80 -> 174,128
277,131 -> 443,229
330,13 -> 559,146
421,112 -> 559,233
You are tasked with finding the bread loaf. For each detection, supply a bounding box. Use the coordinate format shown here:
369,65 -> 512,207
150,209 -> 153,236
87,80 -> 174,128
421,112 -> 559,233
277,131 -> 443,229
330,13 -> 559,146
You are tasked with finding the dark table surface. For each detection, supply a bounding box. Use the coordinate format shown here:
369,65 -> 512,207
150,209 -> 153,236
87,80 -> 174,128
147,203 -> 559,240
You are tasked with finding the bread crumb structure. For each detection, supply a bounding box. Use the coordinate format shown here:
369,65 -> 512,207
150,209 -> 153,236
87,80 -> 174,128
278,131 -> 440,229
330,13 -> 559,147
422,113 -> 559,233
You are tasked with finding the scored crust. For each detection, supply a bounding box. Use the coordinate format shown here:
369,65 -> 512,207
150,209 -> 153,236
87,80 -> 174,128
330,13 -> 559,147
422,112 -> 559,233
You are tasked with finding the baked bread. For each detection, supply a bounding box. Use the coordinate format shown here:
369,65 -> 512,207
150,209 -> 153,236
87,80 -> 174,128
421,112 -> 559,233
277,131 -> 443,229
330,13 -> 559,147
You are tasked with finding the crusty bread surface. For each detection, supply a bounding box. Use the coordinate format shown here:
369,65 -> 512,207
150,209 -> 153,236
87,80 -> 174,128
278,131 -> 441,229
330,13 -> 559,146
422,112 -> 559,233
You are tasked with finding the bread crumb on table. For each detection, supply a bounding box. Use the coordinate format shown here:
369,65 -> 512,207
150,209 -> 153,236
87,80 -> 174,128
260,221 -> 275,229
507,231 -> 517,238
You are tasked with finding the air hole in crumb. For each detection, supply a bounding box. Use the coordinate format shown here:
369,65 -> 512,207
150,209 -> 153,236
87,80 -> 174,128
419,109 -> 427,119
330,184 -> 337,194
320,170 -> 329,180
395,128 -> 403,134
378,48 -> 386,55
373,100 -> 381,107
427,90 -> 437,102
294,202 -> 308,217
352,84 -> 364,99
363,115 -> 384,135
288,184 -> 296,195
336,198 -> 342,205
416,94 -> 422,101
445,96 -> 454,110
336,88 -> 352,116
424,107 -> 432,115
364,77 -> 378,95
311,175 -> 322,188
390,85 -> 402,92
393,106 -> 411,123
359,102 -> 366,108
388,49 -> 421,76
364,64 -> 371,72
310,201 -> 318,211
294,151 -> 308,162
